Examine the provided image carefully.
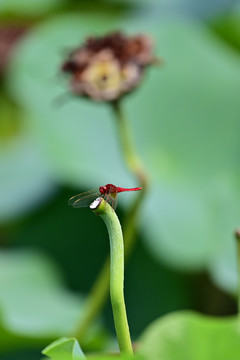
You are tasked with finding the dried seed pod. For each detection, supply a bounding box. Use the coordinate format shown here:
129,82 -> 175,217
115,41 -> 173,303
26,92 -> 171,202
62,31 -> 157,102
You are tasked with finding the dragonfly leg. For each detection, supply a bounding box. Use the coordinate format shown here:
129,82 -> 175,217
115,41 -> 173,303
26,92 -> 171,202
104,193 -> 117,210
112,197 -> 117,210
109,194 -> 117,210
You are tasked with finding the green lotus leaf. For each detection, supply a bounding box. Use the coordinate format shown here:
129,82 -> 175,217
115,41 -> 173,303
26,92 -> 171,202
138,311 -> 240,360
0,249 -> 84,352
0,98 -> 55,223
42,337 -> 85,360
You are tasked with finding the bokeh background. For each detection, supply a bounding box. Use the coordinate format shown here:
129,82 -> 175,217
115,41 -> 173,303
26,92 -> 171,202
1,0 -> 240,359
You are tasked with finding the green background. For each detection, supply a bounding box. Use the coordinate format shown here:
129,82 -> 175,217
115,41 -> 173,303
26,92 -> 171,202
0,0 -> 240,359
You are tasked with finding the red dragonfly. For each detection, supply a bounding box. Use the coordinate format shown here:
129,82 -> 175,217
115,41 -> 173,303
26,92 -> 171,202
68,183 -> 142,210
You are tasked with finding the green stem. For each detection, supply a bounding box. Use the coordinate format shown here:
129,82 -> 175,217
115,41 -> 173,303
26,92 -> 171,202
112,100 -> 149,259
112,100 -> 149,189
91,198 -> 133,355
72,101 -> 149,341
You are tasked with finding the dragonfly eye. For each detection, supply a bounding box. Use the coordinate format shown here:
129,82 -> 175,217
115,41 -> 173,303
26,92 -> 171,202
99,186 -> 105,194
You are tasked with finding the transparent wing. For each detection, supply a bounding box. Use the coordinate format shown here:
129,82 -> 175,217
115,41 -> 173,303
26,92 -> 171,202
68,188 -> 101,208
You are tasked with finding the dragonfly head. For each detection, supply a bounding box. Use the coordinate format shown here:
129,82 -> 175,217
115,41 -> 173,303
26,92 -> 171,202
99,185 -> 107,194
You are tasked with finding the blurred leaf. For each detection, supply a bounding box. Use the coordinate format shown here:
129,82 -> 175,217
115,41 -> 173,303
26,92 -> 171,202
0,249 -> 84,352
211,11 -> 240,52
0,97 -> 55,223
87,355 -> 143,360
0,0 -> 65,16
42,337 -> 143,360
138,311 -> 240,360
7,13 -> 240,292
128,20 -> 240,290
42,337 -> 85,360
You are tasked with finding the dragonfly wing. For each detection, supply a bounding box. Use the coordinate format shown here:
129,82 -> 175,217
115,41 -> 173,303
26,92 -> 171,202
68,188 -> 100,208
73,192 -> 101,208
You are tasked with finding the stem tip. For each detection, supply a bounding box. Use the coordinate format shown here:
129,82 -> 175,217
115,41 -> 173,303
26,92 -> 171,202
90,197 -> 102,210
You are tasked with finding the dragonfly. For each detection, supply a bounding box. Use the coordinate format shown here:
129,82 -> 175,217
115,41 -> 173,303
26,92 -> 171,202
68,183 -> 142,210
